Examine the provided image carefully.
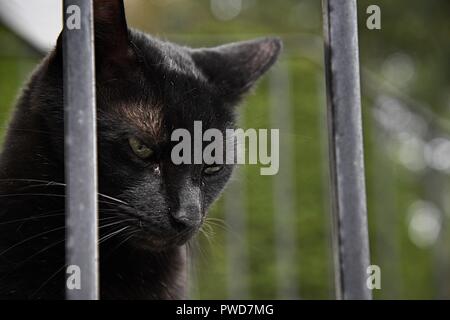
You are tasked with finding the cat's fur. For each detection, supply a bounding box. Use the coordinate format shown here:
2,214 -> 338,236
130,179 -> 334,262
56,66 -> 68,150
0,0 -> 281,299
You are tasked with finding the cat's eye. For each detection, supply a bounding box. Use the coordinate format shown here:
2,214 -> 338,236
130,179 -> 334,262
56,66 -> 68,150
129,137 -> 153,159
203,165 -> 223,175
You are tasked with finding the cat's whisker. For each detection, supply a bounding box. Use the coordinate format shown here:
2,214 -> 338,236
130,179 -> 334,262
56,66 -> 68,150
98,215 -> 124,221
0,239 -> 66,283
0,210 -> 123,226
97,194 -> 129,206
0,225 -> 66,257
0,220 -> 130,265
0,219 -> 134,286
204,220 -> 227,229
205,217 -> 226,223
15,183 -> 66,191
98,226 -> 130,245
0,178 -> 65,186
0,192 -> 123,207
99,220 -> 127,229
203,219 -> 229,232
205,217 -> 229,226
0,213 -> 65,226
0,178 -> 130,207
103,230 -> 139,259
198,228 -> 214,247
203,219 -> 217,229
98,218 -> 135,230
29,263 -> 67,299
200,223 -> 215,237
0,192 -> 66,199
206,220 -> 241,239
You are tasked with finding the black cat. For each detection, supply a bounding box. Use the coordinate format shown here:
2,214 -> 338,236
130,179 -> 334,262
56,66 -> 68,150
0,0 -> 281,299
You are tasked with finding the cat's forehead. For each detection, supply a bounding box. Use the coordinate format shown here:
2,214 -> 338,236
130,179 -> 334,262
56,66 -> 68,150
116,101 -> 166,142
115,98 -> 230,144
134,33 -> 204,80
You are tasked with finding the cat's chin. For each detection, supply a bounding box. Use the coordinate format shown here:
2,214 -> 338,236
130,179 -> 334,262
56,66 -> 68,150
129,232 -> 193,252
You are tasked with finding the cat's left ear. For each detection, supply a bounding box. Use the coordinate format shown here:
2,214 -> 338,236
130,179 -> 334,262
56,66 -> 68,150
93,0 -> 130,61
57,0 -> 132,72
191,37 -> 282,99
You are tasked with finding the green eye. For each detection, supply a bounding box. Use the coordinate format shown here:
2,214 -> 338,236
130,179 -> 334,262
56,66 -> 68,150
203,165 -> 223,175
129,137 -> 153,159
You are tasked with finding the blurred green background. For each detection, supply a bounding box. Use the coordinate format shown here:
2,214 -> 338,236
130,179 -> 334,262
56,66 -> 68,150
1,0 -> 449,299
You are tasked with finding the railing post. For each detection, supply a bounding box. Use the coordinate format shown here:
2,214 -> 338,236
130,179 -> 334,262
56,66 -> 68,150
63,0 -> 99,300
322,0 -> 372,299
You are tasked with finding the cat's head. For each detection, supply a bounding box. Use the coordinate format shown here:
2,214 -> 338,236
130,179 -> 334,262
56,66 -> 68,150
55,0 -> 281,250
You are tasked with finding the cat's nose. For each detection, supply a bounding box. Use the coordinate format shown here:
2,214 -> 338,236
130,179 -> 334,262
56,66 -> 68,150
171,205 -> 201,229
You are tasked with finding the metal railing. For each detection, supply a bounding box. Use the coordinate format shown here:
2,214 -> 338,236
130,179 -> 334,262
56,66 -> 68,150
63,0 -> 99,300
322,0 -> 372,300
60,0 -> 371,300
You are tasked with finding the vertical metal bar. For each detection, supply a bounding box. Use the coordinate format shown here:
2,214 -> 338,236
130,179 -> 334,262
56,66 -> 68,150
63,0 -> 99,299
322,0 -> 372,299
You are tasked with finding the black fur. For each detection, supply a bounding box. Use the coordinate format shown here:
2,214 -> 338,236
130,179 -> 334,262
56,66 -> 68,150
0,0 -> 281,299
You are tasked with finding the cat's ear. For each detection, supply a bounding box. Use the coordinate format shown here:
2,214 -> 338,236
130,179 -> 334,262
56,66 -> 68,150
93,0 -> 129,60
56,0 -> 132,71
191,37 -> 282,98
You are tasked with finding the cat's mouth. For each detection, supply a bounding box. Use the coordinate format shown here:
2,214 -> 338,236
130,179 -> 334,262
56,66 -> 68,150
126,213 -> 200,251
104,204 -> 202,251
130,226 -> 197,251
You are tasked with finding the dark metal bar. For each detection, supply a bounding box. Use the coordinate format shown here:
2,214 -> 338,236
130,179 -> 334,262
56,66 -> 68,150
63,0 -> 99,300
322,0 -> 372,299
